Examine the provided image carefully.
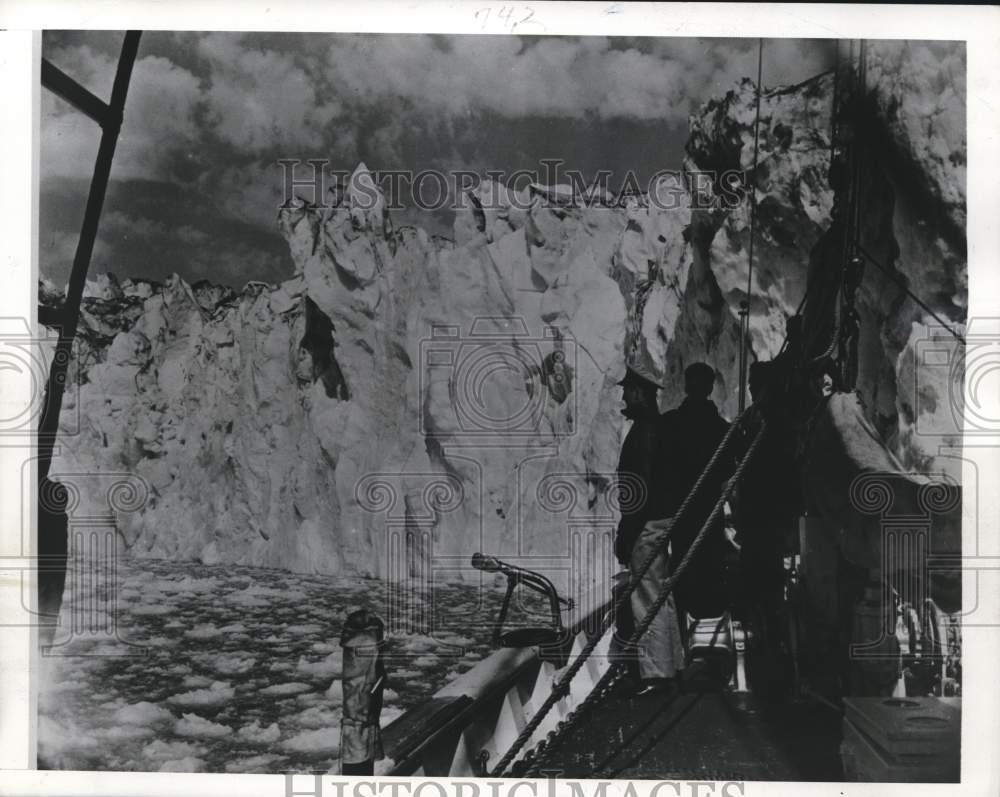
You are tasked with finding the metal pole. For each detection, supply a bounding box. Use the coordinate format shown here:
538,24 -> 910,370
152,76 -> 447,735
37,31 -> 142,480
36,32 -> 142,632
740,38 -> 764,413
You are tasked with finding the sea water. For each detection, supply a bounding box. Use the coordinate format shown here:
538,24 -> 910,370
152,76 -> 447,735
38,558 -> 523,774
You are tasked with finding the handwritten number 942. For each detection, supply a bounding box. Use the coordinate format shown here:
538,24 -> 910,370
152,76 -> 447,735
475,6 -> 535,31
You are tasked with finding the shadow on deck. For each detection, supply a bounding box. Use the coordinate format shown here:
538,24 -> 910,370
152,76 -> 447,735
533,679 -> 844,781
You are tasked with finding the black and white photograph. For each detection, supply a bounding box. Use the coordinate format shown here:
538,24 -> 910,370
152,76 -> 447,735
1,3 -> 998,794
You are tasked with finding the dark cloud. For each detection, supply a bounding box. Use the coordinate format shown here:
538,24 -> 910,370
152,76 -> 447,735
40,32 -> 836,289
40,178 -> 293,287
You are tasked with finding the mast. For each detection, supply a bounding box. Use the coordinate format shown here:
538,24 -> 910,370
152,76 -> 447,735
738,38 -> 764,414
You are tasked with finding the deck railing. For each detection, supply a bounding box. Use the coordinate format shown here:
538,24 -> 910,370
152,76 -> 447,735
381,574 -> 622,777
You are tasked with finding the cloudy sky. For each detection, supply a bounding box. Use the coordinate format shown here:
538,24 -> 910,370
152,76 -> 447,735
40,32 -> 836,289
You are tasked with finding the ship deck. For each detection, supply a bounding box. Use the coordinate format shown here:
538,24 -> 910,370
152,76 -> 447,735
530,679 -> 844,780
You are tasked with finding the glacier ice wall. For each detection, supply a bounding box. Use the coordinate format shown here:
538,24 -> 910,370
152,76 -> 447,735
45,41 -> 966,577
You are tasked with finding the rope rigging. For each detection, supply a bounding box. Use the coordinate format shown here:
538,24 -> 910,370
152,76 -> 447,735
738,38 -> 765,415
492,368 -> 789,777
493,35 -> 965,780
491,39 -> 798,779
854,243 -> 966,345
809,38 -> 965,368
489,405 -> 758,776
514,415 -> 770,778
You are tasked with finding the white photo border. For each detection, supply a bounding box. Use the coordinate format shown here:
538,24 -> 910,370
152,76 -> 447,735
1,3 -> 998,796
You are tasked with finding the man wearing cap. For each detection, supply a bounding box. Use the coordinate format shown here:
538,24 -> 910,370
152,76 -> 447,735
614,366 -> 685,695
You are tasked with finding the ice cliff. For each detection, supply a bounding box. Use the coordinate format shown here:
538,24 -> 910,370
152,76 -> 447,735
44,41 -> 966,579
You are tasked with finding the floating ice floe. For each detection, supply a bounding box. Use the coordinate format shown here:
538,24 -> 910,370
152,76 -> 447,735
236,720 -> 281,744
195,652 -> 256,675
225,592 -> 270,608
284,623 -> 324,635
38,559 -> 499,773
149,576 -> 220,594
290,705 -> 341,730
282,728 -> 337,754
101,724 -> 156,741
159,755 -> 206,772
259,682 -> 313,697
225,753 -> 287,773
436,633 -> 476,647
114,701 -> 175,726
167,681 -> 234,708
175,712 -> 232,739
38,716 -> 101,756
129,604 -> 175,616
141,738 -> 205,763
295,651 -> 343,679
184,623 -> 222,640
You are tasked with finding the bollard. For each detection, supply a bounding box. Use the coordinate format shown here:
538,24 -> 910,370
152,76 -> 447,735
339,609 -> 386,776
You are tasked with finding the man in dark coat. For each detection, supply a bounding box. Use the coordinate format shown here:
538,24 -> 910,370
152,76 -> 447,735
614,367 -> 666,566
658,362 -> 733,622
737,360 -> 795,618
614,367 -> 685,694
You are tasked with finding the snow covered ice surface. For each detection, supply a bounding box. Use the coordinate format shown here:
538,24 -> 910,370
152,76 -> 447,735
37,558 -> 530,774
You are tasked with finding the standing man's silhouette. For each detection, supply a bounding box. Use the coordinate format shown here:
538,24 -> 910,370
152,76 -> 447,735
658,362 -> 733,623
614,367 -> 685,694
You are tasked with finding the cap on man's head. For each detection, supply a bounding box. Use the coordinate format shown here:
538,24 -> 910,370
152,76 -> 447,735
618,366 -> 662,393
683,362 -> 716,398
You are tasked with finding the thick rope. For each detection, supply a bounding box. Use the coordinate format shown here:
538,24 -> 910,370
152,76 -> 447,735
520,310 -> 808,777
490,408 -> 761,776
519,419 -> 770,778
624,420 -> 767,649
854,242 -> 965,345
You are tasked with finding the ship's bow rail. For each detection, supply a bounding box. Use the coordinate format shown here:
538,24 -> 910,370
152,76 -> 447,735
382,576 -> 620,777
